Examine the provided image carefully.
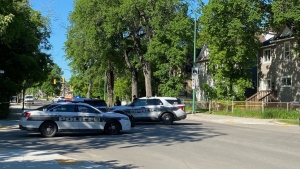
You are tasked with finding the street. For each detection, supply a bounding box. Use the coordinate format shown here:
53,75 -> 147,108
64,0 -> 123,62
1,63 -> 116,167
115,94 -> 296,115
1,102 -> 300,169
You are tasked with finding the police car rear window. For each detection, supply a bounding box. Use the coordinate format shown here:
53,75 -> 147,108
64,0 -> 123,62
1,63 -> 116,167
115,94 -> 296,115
83,100 -> 107,107
165,99 -> 182,105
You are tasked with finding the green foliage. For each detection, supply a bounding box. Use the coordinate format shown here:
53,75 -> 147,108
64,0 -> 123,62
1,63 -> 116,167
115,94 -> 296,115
272,0 -> 300,52
200,83 -> 217,100
66,0 -> 194,99
200,0 -> 267,99
41,64 -> 63,97
114,77 -> 131,101
0,0 -> 52,117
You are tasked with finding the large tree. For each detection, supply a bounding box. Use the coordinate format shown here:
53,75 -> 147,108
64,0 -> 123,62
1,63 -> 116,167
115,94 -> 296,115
66,0 -> 194,105
200,0 -> 270,100
272,0 -> 300,51
0,0 -> 52,115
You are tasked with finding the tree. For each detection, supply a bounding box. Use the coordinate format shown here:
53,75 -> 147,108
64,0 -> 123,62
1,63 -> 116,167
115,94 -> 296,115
272,0 -> 300,51
200,0 -> 268,100
41,64 -> 63,99
0,0 -> 52,115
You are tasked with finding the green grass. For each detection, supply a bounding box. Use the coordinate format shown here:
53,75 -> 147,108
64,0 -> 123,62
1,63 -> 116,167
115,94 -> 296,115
202,108 -> 300,125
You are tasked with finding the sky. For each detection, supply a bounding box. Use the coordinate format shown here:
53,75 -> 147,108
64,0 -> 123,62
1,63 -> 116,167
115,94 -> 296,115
29,0 -> 207,82
30,0 -> 74,82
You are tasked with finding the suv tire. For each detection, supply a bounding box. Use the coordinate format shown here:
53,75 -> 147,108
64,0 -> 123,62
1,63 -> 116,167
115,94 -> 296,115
161,113 -> 174,125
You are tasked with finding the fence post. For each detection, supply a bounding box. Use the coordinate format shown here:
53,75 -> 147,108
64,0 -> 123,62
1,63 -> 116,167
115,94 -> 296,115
231,97 -> 234,113
261,101 -> 264,117
287,102 -> 289,111
209,100 -> 211,113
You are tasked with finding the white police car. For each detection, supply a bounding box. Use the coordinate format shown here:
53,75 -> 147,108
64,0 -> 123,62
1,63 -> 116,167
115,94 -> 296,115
110,96 -> 187,125
19,102 -> 132,137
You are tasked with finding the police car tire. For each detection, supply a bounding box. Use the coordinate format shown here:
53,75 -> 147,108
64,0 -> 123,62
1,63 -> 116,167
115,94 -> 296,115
39,121 -> 57,137
161,113 -> 174,125
104,120 -> 121,135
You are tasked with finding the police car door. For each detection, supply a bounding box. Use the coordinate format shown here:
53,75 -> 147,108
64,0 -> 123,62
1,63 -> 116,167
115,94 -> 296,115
130,98 -> 147,120
77,105 -> 104,130
50,104 -> 78,129
145,99 -> 162,121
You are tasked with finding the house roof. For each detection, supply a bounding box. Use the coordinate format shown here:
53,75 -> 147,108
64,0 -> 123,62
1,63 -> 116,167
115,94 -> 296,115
196,44 -> 209,63
261,25 -> 293,47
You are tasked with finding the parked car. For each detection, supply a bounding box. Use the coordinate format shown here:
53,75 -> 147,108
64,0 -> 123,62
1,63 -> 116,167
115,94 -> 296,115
71,98 -> 135,127
52,96 -> 64,102
110,96 -> 187,125
19,102 -> 132,137
24,95 -> 34,104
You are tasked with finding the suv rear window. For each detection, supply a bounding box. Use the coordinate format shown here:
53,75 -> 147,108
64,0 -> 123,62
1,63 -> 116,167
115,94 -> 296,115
165,99 -> 182,105
83,100 -> 107,107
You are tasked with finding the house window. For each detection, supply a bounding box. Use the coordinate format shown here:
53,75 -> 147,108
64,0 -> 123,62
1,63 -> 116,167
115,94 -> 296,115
281,76 -> 292,87
263,49 -> 271,63
284,42 -> 290,60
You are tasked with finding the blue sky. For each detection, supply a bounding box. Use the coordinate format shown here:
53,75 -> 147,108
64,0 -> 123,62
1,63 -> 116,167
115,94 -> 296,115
30,0 -> 74,81
29,0 -> 207,82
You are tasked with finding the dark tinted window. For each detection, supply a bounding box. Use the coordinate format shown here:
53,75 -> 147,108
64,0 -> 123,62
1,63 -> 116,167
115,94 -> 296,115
147,99 -> 162,105
83,100 -> 107,107
133,99 -> 147,106
50,105 -> 75,112
77,105 -> 98,113
165,99 -> 182,105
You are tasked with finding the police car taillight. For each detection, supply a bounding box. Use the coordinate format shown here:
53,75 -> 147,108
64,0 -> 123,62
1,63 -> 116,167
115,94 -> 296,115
178,105 -> 185,111
22,112 -> 31,117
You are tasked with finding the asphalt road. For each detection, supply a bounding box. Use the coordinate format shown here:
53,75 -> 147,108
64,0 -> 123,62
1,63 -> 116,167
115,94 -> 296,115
1,112 -> 300,169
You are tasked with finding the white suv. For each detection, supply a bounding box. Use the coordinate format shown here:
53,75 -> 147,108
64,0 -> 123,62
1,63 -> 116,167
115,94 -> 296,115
24,95 -> 34,104
110,96 -> 186,125
52,96 -> 64,102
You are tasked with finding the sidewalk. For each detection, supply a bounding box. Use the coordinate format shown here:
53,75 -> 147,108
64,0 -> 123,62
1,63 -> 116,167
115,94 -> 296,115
0,149 -> 110,169
186,112 -> 296,126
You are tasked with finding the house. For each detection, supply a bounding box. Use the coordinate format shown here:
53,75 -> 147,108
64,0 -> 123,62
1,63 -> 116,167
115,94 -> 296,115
195,44 -> 213,101
249,25 -> 300,102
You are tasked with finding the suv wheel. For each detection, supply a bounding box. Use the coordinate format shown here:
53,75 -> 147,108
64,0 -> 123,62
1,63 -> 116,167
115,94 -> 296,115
39,121 -> 57,137
104,121 -> 121,135
161,113 -> 174,125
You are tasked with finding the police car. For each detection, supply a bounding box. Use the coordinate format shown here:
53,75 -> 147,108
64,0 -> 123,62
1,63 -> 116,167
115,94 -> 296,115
19,102 -> 132,137
110,97 -> 187,125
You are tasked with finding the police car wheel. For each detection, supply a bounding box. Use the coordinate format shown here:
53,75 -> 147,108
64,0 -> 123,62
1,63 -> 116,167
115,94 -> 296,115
104,121 -> 121,135
161,113 -> 174,125
39,121 -> 57,137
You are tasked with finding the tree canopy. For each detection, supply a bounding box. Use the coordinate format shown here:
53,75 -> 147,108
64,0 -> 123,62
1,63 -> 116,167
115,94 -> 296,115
0,0 -> 52,117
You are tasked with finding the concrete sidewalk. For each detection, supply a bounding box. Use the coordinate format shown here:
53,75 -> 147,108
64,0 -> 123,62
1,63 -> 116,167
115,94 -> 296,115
186,112 -> 296,126
0,149 -> 110,169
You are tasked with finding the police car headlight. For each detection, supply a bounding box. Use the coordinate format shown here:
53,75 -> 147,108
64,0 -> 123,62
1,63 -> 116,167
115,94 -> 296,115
119,117 -> 129,120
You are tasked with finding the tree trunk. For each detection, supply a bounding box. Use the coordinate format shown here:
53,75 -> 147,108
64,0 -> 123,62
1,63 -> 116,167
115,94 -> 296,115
131,70 -> 138,99
86,78 -> 92,98
22,89 -> 25,110
106,69 -> 114,107
143,61 -> 152,97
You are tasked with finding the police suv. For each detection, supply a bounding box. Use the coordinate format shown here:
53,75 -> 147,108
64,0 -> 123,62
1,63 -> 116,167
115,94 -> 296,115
19,102 -> 132,137
110,97 -> 187,125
